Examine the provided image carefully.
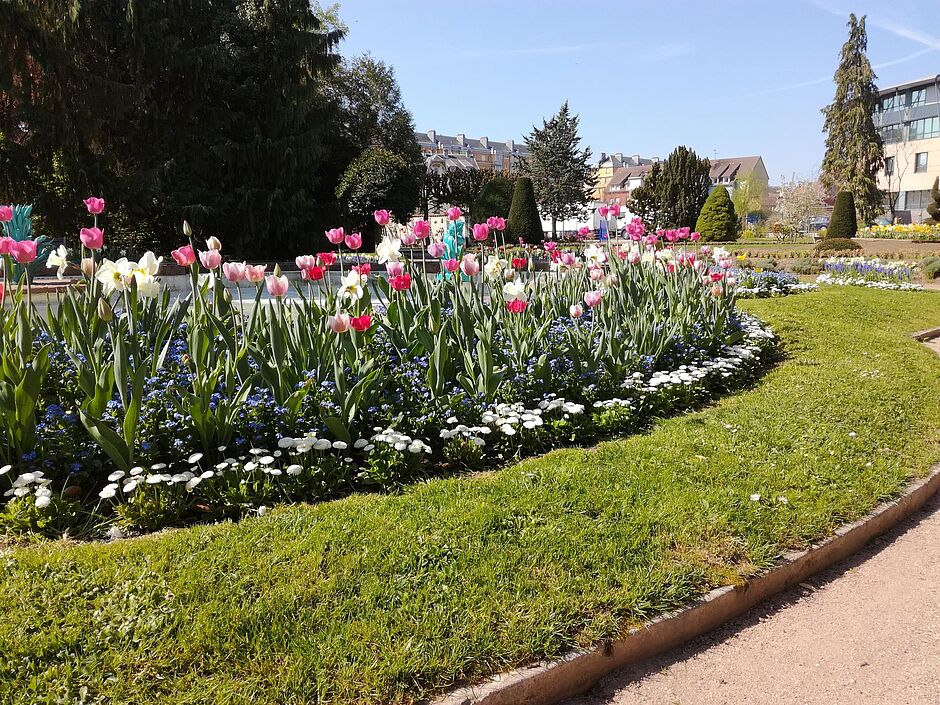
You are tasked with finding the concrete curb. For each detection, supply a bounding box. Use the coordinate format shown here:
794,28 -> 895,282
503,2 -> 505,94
912,325 -> 940,342
436,465 -> 940,705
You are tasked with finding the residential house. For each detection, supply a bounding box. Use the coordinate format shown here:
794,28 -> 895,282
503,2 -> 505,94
415,130 -> 529,173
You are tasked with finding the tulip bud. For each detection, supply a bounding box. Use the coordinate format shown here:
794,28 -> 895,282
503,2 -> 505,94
222,287 -> 232,303
97,297 -> 113,322
183,220 -> 193,238
274,263 -> 282,277
81,257 -> 96,277
206,236 -> 222,251
605,274 -> 619,288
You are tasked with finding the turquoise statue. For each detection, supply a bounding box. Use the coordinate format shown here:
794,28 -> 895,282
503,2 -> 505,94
439,219 -> 466,280
1,205 -> 55,277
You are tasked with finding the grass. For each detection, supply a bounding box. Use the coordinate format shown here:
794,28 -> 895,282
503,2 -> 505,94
3,287 -> 940,704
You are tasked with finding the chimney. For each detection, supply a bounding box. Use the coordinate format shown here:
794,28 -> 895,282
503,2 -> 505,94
614,152 -> 623,162
480,136 -> 489,148
652,156 -> 660,164
427,129 -> 436,143
632,154 -> 640,164
456,133 -> 465,146
600,151 -> 607,162
506,138 -> 514,151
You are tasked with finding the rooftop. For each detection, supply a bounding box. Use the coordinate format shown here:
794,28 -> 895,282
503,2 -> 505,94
878,75 -> 940,96
415,130 -> 529,155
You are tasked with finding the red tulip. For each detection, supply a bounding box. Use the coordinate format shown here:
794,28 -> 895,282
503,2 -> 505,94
389,273 -> 412,291
317,252 -> 337,267
350,313 -> 373,332
302,265 -> 325,281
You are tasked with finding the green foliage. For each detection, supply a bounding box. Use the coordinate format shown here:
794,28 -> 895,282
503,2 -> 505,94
425,169 -> 497,213
820,14 -> 884,224
732,169 -> 768,228
814,237 -> 862,253
506,177 -> 544,245
790,259 -> 823,275
827,191 -> 858,239
628,146 -> 711,230
920,256 -> 940,279
695,186 -> 739,242
521,102 -> 596,236
471,176 -> 515,224
926,177 -> 940,225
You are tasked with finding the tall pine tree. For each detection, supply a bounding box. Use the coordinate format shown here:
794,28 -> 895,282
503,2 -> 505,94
821,14 -> 884,225
522,102 -> 596,237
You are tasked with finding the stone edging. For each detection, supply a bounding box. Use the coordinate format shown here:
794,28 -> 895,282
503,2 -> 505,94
911,325 -> 940,342
436,464 -> 940,705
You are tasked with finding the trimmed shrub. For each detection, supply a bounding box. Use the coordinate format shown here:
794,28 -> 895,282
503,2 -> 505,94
506,177 -> 544,245
471,176 -> 514,225
694,186 -> 739,242
814,237 -> 862,253
790,259 -> 823,275
927,177 -> 940,225
826,191 -> 857,238
921,256 -> 940,279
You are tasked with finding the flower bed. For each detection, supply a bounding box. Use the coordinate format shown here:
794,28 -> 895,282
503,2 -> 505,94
732,269 -> 818,298
860,223 -> 940,241
1,202 -> 775,537
816,256 -> 923,291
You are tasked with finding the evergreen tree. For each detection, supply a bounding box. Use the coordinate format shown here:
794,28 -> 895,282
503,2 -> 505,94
628,147 -> 711,230
506,177 -> 543,245
826,191 -> 858,238
522,102 -> 596,237
821,14 -> 884,224
695,186 -> 739,242
471,176 -> 514,224
926,177 -> 940,225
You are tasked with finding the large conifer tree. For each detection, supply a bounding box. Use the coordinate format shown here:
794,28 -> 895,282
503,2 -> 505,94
821,13 -> 884,224
628,146 -> 711,230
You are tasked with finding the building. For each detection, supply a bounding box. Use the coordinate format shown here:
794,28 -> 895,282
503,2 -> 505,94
591,153 -> 656,200
415,130 -> 529,173
875,75 -> 940,223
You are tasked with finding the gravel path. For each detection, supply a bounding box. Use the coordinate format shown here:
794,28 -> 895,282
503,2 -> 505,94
566,490 -> 940,705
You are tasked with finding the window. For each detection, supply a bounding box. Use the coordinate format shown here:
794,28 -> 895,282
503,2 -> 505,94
905,190 -> 932,209
908,116 -> 940,140
915,152 -> 928,173
880,124 -> 903,144
911,88 -> 927,107
885,156 -> 895,175
882,94 -> 900,111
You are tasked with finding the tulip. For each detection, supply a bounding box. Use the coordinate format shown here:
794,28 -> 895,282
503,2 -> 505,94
296,255 -> 317,270
460,254 -> 480,277
401,232 -> 417,246
0,282 -> 4,302
560,252 -> 577,267
199,249 -> 222,270
608,204 -> 621,217
81,257 -> 96,276
578,226 -> 591,237
328,313 -> 351,333
374,210 -> 390,226
245,264 -> 267,283
265,274 -> 289,297
598,205 -> 609,217
486,216 -> 500,230
690,231 -> 701,242
222,261 -> 246,283
583,290 -> 603,308
389,273 -> 412,291
351,314 -> 373,332
493,217 -> 507,231
544,242 -> 558,252
345,232 -> 363,250
589,267 -> 604,282
505,299 -> 528,313
317,252 -> 337,267
427,241 -> 446,258
569,303 -> 584,318
302,265 -> 325,281
325,227 -> 345,245
80,227 -> 105,250
511,257 -> 527,270
447,206 -> 462,221
627,250 -> 642,265
97,297 -> 113,322
13,239 -> 37,263
710,284 -> 723,297
183,220 -> 193,238
605,274 -> 619,288
0,236 -> 14,255
503,268 -> 516,282
386,261 -> 405,278
171,244 -> 196,267
471,223 -> 490,241
443,258 -> 460,273
413,220 -> 431,239
0,205 -> 13,223
203,236 -> 221,252
351,263 -> 371,276
83,196 -> 106,215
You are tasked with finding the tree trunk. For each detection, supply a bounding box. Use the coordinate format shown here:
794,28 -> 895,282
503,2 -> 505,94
551,216 -> 557,238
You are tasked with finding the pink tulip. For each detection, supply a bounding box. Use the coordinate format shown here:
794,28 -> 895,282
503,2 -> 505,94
222,261 -> 246,283
583,290 -> 603,308
245,264 -> 267,283
471,223 -> 490,241
328,313 -> 351,333
325,227 -> 345,245
80,227 -> 105,250
443,258 -> 460,273
569,303 -> 584,318
345,232 -> 363,250
0,205 -> 13,223
199,249 -> 222,270
413,220 -> 431,239
13,239 -> 38,264
493,217 -> 506,231
317,252 -> 337,267
171,244 -> 196,267
598,205 -> 609,217
690,231 -> 701,242
505,299 -> 528,314
265,274 -> 289,297
447,206 -> 462,221
627,250 -> 642,265
0,237 -> 13,255
296,255 -> 317,270
589,267 -> 604,282
486,216 -> 499,230
389,273 -> 412,291
459,254 -> 480,277
83,197 -> 105,215
608,204 -> 621,217
427,241 -> 446,258
578,226 -> 591,237
386,261 -> 405,278
560,252 -> 577,267
352,263 -> 371,276
401,232 -> 417,246
374,209 -> 390,226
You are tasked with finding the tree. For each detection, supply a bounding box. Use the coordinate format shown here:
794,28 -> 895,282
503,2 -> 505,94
522,102 -> 596,237
425,169 -> 497,214
774,178 -> 826,235
731,170 -> 768,230
506,177 -> 543,245
627,147 -> 711,230
821,14 -> 883,224
336,147 -> 422,249
471,176 -> 514,225
926,177 -> 940,225
827,191 -> 858,238
695,186 -> 738,242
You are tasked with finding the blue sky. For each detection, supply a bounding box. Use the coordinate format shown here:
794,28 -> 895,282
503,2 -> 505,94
336,1 -> 940,184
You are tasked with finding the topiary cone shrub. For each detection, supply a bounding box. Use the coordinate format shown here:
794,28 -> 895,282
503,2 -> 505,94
827,191 -> 858,238
694,186 -> 739,242
926,177 -> 940,225
506,177 -> 544,245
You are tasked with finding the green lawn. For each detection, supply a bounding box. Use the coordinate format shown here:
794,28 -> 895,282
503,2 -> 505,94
3,288 -> 940,705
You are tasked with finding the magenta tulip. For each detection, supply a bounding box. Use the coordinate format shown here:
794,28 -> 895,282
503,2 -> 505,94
0,205 -> 13,223
83,197 -> 105,215
412,220 -> 431,239
345,232 -> 363,250
325,227 -> 345,245
608,204 -> 621,217
447,206 -> 462,221
443,258 -> 460,273
472,223 -> 490,241
598,205 -> 609,217
80,227 -> 104,250
374,209 -> 390,226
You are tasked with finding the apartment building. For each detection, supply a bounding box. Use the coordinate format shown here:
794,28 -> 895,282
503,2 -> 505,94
415,130 -> 529,173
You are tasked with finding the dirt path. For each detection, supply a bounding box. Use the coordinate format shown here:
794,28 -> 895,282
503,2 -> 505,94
565,491 -> 940,705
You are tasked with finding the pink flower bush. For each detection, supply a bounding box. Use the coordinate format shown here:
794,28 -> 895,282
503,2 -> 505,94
80,227 -> 105,250
171,244 -> 196,267
83,197 -> 106,215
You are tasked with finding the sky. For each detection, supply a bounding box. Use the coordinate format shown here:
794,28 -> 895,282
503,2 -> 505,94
335,0 -> 940,184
